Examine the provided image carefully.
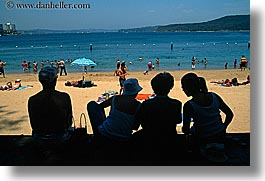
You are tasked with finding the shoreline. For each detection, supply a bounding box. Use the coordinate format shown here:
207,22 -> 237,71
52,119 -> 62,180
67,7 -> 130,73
0,68 -> 250,81
0,69 -> 250,135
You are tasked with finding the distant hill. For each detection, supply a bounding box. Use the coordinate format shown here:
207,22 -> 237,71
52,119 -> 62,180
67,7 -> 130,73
119,15 -> 250,32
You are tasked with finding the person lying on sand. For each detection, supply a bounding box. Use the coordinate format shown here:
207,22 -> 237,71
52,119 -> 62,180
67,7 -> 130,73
65,80 -> 96,88
65,80 -> 83,87
0,81 -> 12,90
210,75 -> 250,87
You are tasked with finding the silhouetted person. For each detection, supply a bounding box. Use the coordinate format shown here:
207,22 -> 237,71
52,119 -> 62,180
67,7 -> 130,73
28,66 -> 73,146
134,72 -> 182,165
181,73 -> 233,162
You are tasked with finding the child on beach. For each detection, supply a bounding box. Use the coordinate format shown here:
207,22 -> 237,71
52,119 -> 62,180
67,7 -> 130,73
181,73 -> 234,161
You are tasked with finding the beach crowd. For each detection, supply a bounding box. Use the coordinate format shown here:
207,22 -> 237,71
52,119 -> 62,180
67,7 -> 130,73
21,58 -> 69,76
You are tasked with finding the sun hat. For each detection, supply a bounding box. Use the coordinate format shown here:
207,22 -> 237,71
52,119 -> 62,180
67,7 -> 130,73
39,66 -> 58,83
122,78 -> 142,96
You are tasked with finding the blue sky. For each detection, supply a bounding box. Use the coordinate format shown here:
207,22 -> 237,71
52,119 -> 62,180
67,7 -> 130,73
0,0 -> 250,30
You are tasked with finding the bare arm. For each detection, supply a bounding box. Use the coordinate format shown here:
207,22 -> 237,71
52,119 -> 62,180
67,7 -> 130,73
214,93 -> 234,129
119,72 -> 129,77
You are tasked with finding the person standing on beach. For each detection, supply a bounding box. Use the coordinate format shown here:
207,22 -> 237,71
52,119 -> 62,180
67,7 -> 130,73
240,55 -> 248,71
233,59 -> 237,69
114,60 -> 121,76
155,58 -> 160,70
22,61 -> 28,72
147,61 -> 153,71
224,62 -> 228,69
28,66 -> 73,146
116,58 -> 120,68
27,61 -> 32,73
117,61 -> 128,94
0,60 -> 6,78
33,61 -> 38,74
203,58 -> 207,69
59,59 -> 67,76
181,73 -> 233,160
134,72 -> 182,164
40,60 -> 44,68
191,57 -> 196,70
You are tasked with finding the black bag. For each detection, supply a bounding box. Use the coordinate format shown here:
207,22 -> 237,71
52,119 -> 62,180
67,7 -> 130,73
69,113 -> 92,144
73,113 -> 88,136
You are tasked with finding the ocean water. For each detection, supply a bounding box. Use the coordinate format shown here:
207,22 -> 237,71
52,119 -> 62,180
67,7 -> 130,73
0,32 -> 250,74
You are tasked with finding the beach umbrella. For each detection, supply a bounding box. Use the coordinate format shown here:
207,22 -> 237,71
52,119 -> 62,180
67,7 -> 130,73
71,57 -> 97,67
71,57 -> 97,83
71,57 -> 97,73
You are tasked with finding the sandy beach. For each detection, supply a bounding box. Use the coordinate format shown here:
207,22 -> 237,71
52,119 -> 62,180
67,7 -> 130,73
0,69 -> 250,135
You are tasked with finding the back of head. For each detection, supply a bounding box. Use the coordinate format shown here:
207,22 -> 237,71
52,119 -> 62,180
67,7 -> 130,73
122,78 -> 142,96
181,73 -> 200,95
151,72 -> 174,96
39,66 -> 58,89
198,77 -> 208,93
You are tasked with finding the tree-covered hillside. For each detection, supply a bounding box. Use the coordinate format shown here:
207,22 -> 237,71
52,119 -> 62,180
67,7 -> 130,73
119,15 -> 250,32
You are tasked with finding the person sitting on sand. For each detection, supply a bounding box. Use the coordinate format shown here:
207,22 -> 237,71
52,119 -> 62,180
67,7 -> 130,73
181,73 -> 234,159
134,72 -> 182,164
28,66 -> 73,146
0,82 -> 12,91
87,78 -> 142,144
